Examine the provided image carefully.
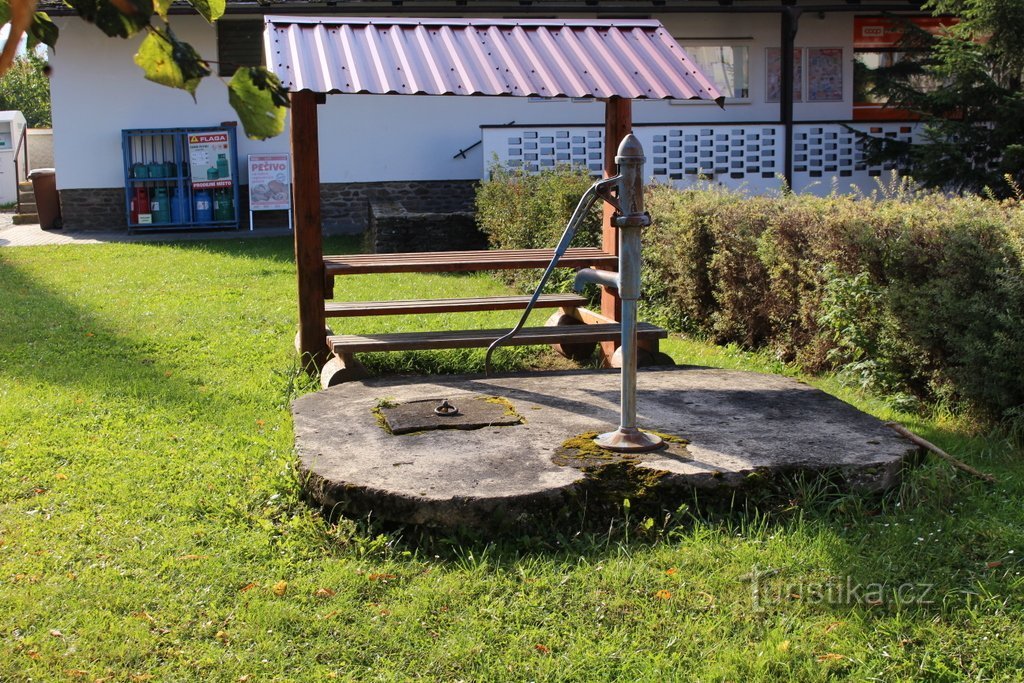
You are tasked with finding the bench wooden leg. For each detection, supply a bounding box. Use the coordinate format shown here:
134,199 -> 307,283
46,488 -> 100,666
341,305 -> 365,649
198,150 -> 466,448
321,352 -> 369,389
545,310 -> 597,362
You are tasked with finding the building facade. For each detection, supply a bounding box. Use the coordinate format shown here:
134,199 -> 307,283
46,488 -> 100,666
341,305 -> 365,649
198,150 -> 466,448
46,0 -> 932,231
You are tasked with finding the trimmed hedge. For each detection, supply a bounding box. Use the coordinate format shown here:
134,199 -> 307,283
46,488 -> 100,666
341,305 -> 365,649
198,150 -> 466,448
475,167 -> 1024,422
644,185 -> 1024,420
476,165 -> 601,292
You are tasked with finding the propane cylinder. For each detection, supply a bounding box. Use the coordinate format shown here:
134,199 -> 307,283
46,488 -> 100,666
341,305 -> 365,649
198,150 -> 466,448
194,190 -> 213,222
131,186 -> 150,224
170,189 -> 183,224
213,188 -> 235,221
216,153 -> 229,179
151,187 -> 170,224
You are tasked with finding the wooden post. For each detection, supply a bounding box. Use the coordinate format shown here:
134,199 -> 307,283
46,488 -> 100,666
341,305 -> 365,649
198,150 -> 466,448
601,96 -> 631,361
781,7 -> 801,187
291,90 -> 329,371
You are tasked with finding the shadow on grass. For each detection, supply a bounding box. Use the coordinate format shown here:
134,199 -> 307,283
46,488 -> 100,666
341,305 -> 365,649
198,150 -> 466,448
160,233 -> 364,264
0,246 -> 305,441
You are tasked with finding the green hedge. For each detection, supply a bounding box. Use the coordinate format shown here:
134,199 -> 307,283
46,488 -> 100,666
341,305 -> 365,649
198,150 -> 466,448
644,185 -> 1024,421
475,167 -> 1024,422
475,164 -> 601,292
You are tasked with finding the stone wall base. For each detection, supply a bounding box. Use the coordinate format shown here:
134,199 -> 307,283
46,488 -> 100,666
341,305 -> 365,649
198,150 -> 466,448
367,199 -> 486,254
58,179 -> 479,233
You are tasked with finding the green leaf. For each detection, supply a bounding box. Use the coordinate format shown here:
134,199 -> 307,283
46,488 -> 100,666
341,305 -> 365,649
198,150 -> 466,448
64,0 -> 153,39
189,0 -> 226,24
27,12 -> 59,51
228,67 -> 289,140
133,31 -> 208,97
152,0 -> 175,19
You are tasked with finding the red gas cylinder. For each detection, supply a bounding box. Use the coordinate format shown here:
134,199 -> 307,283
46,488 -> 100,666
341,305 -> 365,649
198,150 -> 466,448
130,187 -> 150,223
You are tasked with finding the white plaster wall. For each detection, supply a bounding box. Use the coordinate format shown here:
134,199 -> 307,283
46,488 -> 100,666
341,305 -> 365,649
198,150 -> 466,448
49,16 -> 288,190
50,10 -> 857,189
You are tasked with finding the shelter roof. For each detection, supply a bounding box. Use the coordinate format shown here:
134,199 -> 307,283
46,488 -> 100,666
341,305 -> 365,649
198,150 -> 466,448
36,0 -> 928,16
264,15 -> 723,101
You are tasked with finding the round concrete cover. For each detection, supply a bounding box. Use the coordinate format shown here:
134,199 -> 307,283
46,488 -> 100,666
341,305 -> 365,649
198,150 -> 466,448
292,367 -> 916,528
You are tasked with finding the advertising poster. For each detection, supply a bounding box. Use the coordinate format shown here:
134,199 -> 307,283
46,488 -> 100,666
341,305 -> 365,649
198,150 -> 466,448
188,131 -> 233,189
766,47 -> 803,103
248,154 -> 291,211
808,48 -> 843,102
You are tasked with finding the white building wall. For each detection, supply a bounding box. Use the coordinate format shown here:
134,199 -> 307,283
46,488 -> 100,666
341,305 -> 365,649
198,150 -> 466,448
49,16 -> 289,191
50,11 -> 858,191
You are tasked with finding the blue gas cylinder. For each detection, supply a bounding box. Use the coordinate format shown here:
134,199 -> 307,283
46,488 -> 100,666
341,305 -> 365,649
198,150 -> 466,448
194,190 -> 213,223
170,190 -> 184,224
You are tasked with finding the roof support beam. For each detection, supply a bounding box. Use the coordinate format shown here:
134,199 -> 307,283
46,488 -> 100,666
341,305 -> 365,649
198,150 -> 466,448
781,6 -> 801,185
291,90 -> 329,370
600,95 -> 631,362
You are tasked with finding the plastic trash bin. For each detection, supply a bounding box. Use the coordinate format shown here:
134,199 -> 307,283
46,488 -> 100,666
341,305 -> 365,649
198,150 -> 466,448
28,168 -> 62,230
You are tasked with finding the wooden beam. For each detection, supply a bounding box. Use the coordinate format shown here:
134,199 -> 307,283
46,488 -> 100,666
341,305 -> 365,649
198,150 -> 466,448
602,96 -> 631,359
781,7 -> 801,186
291,90 -> 329,371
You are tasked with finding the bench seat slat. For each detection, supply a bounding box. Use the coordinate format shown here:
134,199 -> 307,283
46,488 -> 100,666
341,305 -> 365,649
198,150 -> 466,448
328,323 -> 667,354
324,247 -> 617,275
325,294 -> 587,317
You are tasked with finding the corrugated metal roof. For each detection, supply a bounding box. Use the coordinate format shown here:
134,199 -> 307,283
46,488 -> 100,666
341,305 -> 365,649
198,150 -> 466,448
263,16 -> 723,102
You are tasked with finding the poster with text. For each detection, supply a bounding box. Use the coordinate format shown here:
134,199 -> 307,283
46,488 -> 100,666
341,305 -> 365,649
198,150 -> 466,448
766,47 -> 803,103
248,154 -> 291,211
808,48 -> 843,102
188,131 -> 233,189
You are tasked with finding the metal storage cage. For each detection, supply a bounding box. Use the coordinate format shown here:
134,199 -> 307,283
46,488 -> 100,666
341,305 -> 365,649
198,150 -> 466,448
121,126 -> 241,232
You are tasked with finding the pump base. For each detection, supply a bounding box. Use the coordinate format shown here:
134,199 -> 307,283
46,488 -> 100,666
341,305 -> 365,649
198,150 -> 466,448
594,427 -> 664,453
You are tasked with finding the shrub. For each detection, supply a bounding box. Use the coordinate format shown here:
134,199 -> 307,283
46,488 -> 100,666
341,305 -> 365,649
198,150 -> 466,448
475,164 -> 601,292
644,184 -> 1024,423
475,170 -> 1024,423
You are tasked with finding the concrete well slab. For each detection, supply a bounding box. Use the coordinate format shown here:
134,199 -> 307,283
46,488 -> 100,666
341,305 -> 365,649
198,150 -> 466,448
292,366 -> 918,529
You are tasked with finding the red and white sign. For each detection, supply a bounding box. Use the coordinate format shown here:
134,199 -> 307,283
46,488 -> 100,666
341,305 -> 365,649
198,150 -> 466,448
854,16 -> 959,49
247,154 -> 291,211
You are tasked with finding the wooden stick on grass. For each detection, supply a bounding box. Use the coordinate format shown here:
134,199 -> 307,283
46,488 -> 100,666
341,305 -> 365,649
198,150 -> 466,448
885,422 -> 997,484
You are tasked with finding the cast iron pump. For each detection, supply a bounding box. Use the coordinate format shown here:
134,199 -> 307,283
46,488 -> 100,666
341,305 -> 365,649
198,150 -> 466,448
486,134 -> 663,453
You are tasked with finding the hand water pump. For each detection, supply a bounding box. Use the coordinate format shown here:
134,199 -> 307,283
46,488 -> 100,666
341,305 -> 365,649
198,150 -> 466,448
486,134 -> 663,453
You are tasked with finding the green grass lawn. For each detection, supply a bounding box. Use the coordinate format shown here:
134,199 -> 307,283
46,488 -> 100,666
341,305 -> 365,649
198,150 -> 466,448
1,237 -> 1022,682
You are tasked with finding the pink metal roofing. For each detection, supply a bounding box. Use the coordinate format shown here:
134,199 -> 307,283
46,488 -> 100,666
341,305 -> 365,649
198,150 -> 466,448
263,16 -> 723,102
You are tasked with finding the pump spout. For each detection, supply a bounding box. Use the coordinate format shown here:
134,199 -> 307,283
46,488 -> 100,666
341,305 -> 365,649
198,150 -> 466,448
572,267 -> 619,293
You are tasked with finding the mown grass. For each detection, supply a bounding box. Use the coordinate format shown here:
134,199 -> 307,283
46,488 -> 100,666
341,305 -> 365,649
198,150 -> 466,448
1,237 -> 1022,681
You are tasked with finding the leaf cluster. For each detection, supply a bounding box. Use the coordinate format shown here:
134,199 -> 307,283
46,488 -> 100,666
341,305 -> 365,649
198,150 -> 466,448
0,53 -> 50,127
6,0 -> 289,139
863,3 -> 1024,195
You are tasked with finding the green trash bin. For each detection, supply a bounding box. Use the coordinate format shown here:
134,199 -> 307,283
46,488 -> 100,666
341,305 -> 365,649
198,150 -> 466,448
28,168 -> 62,230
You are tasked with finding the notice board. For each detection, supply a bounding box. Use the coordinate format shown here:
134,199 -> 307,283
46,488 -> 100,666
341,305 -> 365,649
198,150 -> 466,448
247,153 -> 291,211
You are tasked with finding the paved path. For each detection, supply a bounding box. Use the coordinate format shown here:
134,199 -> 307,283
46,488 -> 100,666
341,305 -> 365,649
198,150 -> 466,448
0,212 -> 297,247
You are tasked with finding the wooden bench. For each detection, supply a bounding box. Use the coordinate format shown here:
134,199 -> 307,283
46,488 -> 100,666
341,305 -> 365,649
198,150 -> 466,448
317,246 -> 669,387
323,247 -> 617,276
324,294 -> 588,317
328,322 -> 667,355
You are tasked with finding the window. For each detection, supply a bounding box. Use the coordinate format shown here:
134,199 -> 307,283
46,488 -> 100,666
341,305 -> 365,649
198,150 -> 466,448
679,45 -> 750,101
216,19 -> 265,77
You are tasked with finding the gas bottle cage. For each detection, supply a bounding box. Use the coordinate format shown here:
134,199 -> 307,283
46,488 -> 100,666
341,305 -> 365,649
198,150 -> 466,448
485,134 -> 663,453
